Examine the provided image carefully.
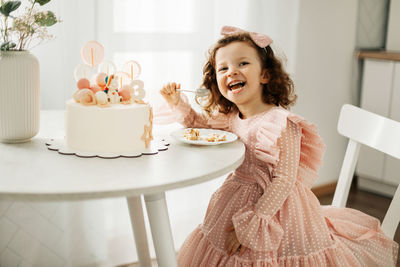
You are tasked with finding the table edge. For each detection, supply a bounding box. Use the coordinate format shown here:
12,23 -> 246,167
0,143 -> 245,201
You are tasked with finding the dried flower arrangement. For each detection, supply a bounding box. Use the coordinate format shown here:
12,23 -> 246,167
0,0 -> 60,51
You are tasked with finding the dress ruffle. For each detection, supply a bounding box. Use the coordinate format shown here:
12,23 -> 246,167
254,108 -> 288,166
231,204 -> 283,252
290,115 -> 326,188
322,206 -> 399,266
178,225 -> 363,267
323,206 -> 381,241
254,108 -> 326,188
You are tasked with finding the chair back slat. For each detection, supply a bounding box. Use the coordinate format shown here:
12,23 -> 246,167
335,104 -> 400,239
382,184 -> 400,239
337,104 -> 400,159
331,140 -> 360,207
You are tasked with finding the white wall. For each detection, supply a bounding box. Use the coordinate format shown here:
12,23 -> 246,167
247,0 -> 300,74
386,0 -> 400,50
292,0 -> 359,186
32,0 -> 96,110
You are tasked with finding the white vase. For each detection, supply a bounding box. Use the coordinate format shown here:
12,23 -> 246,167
0,51 -> 40,143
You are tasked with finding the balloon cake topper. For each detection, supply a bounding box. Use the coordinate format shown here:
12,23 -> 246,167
73,41 -> 145,107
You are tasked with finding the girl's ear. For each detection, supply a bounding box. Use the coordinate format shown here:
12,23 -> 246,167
260,69 -> 270,84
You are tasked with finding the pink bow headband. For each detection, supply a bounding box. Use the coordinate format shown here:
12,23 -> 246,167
221,26 -> 273,48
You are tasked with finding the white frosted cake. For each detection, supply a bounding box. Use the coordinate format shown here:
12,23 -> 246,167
64,41 -> 153,154
65,100 -> 152,153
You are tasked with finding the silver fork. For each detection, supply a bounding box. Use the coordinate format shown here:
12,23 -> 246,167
177,88 -> 210,97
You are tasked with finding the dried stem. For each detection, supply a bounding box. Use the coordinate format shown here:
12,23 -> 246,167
2,16 -> 8,44
1,0 -> 60,50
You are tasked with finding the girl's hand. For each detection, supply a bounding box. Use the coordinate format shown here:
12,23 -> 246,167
160,82 -> 181,107
225,225 -> 247,256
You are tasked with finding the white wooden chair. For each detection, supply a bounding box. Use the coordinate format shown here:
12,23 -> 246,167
332,104 -> 400,239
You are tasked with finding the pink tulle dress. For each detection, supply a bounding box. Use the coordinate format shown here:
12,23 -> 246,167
156,96 -> 399,266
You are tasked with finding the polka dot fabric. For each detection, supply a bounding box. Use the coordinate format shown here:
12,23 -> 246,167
156,97 -> 399,266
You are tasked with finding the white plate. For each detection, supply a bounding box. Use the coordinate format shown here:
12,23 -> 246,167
170,128 -> 237,145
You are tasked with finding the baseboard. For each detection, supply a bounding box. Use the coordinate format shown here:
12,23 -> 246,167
358,177 -> 396,197
311,182 -> 337,197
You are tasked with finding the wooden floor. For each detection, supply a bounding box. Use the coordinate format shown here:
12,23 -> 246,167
124,187 -> 400,267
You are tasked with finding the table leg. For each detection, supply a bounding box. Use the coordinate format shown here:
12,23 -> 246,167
144,192 -> 178,267
126,196 -> 152,267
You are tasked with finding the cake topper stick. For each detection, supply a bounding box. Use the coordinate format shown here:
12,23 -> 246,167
114,71 -> 131,88
91,48 -> 94,67
81,41 -> 104,67
74,64 -> 95,81
123,60 -> 141,80
99,60 -> 117,76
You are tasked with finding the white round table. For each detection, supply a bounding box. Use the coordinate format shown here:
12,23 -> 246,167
0,110 -> 245,267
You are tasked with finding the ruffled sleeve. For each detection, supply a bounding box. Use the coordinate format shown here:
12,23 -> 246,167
154,94 -> 230,130
288,115 -> 326,188
252,110 -> 326,188
232,117 -> 301,252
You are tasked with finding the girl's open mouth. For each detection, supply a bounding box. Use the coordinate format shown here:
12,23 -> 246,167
228,81 -> 246,94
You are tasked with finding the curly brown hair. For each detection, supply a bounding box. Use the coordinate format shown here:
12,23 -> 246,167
197,32 -> 297,116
